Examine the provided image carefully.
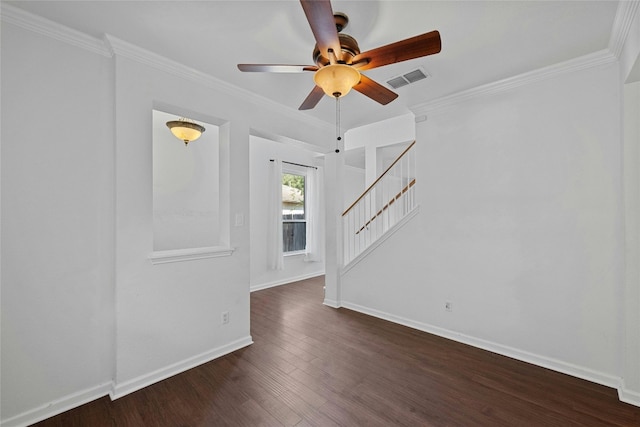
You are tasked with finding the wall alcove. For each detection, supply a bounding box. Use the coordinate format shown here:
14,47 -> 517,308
150,108 -> 231,264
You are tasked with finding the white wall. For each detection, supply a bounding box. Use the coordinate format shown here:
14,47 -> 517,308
110,36 -> 332,395
345,113 -> 415,186
1,24 -> 115,422
342,165 -> 366,210
623,80 -> 640,402
249,136 -> 325,290
620,4 -> 640,405
111,50 -> 251,394
345,113 -> 415,151
0,9 -> 335,425
4,5 -> 637,425
342,62 -> 626,390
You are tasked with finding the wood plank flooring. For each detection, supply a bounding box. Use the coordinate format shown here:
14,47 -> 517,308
35,276 -> 640,426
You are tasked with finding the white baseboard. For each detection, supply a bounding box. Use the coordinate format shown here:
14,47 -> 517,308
110,335 -> 253,400
1,336 -> 254,427
323,298 -> 341,308
1,382 -> 112,427
619,381 -> 640,407
250,272 -> 324,292
340,301 -> 629,401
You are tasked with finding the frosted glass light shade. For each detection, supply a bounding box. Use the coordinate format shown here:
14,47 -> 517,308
166,119 -> 206,145
313,64 -> 361,98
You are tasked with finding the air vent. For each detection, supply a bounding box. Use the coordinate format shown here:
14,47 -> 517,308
387,76 -> 409,89
386,68 -> 429,89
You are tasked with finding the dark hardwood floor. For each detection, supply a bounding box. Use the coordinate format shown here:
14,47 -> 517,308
35,276 -> 640,426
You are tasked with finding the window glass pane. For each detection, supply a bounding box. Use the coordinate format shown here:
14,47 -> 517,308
283,222 -> 306,252
282,173 -> 306,252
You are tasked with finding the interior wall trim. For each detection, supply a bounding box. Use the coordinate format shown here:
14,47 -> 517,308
109,336 -> 253,401
410,49 -> 617,116
0,3 -> 111,57
339,301 -> 633,406
619,381 -> 640,407
250,272 -> 325,292
0,382 -> 112,427
609,0 -> 640,58
148,246 -> 235,265
0,337 -> 255,426
102,34 -> 332,133
410,1 -> 639,116
0,3 -> 332,134
322,298 -> 342,309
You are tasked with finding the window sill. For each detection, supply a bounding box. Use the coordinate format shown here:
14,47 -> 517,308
149,246 -> 235,265
284,250 -> 306,257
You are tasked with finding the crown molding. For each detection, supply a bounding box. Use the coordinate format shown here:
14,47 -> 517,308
4,1 -> 629,130
0,3 -> 332,134
412,0 -> 638,116
103,34 -> 333,133
410,49 -> 616,115
609,0 -> 640,58
0,3 -> 111,57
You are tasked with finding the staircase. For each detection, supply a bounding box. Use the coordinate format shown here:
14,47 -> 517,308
342,141 -> 417,266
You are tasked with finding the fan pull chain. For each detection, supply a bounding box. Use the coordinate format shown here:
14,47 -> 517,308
335,95 -> 341,153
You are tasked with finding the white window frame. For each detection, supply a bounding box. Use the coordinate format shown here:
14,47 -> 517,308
282,167 -> 307,256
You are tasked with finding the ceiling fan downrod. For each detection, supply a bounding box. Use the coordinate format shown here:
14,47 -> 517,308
335,95 -> 341,153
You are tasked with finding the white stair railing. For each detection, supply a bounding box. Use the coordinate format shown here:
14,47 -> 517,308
342,141 -> 417,265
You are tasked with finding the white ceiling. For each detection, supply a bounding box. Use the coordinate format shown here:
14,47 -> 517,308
8,1 -> 621,129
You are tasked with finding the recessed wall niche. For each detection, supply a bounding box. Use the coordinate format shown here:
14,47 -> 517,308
152,109 -> 220,251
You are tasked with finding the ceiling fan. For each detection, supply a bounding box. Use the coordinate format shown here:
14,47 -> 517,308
238,0 -> 441,110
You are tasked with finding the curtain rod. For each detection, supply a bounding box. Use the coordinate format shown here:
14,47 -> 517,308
270,159 -> 317,170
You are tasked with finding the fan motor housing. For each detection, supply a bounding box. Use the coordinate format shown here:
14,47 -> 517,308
313,33 -> 360,66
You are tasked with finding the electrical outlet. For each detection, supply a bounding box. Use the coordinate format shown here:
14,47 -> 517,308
234,213 -> 244,227
445,302 -> 453,312
222,311 -> 230,325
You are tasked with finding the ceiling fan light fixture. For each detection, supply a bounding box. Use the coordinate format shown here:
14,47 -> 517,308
166,118 -> 206,146
314,64 -> 361,98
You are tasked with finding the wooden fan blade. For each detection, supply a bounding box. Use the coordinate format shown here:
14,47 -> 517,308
300,0 -> 342,61
299,86 -> 326,110
238,64 -> 318,73
353,74 -> 398,105
352,30 -> 441,71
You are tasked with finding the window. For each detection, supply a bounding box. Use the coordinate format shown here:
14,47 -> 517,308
282,172 -> 306,253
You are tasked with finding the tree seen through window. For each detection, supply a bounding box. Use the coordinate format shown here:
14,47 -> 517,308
282,173 -> 305,252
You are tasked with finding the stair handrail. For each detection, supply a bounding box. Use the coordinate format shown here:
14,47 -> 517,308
342,140 -> 416,217
355,178 -> 416,234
